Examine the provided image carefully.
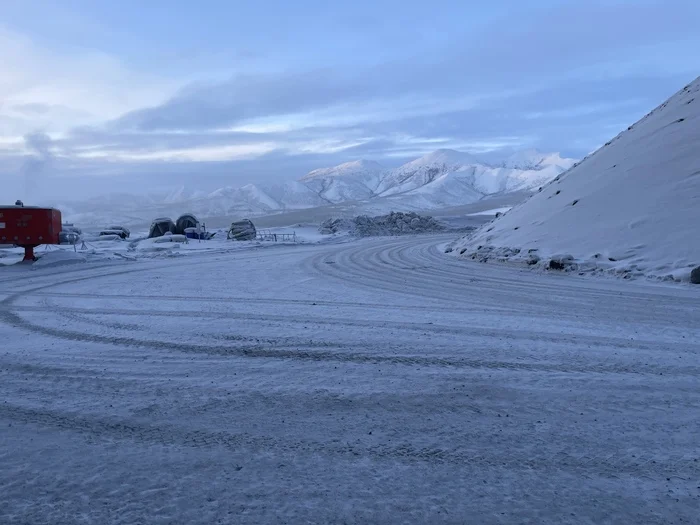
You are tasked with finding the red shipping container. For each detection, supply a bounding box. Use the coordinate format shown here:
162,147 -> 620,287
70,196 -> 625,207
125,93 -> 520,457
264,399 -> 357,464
0,206 -> 62,259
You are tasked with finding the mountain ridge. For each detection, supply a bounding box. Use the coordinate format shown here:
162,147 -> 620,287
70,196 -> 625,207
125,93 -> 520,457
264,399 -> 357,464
56,148 -> 578,225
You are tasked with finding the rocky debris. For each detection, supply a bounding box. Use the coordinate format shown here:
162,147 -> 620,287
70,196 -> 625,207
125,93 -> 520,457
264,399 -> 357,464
319,218 -> 354,235
320,212 -> 446,237
548,255 -> 576,271
549,259 -> 566,270
691,266 -> 700,284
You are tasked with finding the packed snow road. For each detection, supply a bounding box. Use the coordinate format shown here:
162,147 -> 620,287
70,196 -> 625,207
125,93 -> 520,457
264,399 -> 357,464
1,235 -> 699,524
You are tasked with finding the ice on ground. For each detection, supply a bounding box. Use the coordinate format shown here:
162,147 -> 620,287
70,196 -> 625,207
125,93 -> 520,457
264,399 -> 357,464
450,76 -> 700,283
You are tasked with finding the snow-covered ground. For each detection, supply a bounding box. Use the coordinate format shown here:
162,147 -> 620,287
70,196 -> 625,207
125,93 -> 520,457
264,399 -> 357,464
1,234 -> 699,523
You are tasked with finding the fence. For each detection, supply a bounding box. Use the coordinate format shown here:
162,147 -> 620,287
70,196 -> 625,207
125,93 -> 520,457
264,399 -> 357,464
256,229 -> 297,243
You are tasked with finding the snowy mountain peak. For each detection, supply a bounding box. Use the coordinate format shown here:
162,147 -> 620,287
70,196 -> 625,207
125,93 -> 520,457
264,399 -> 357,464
301,159 -> 384,181
299,159 -> 386,203
406,149 -> 481,168
375,149 -> 482,196
502,149 -> 576,171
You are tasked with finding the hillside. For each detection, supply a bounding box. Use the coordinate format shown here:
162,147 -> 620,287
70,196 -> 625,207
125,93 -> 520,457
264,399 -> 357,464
450,76 -> 700,282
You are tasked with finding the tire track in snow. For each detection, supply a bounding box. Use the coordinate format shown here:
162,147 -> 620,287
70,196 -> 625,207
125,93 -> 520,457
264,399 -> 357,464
1,305 -> 695,375
1,403 -> 697,479
9,301 -> 695,359
23,291 -> 498,315
308,237 -> 700,337
310,235 -> 699,308
2,240 -> 698,375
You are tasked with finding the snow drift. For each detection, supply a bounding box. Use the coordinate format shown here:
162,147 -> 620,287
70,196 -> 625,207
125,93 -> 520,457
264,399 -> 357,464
450,76 -> 700,282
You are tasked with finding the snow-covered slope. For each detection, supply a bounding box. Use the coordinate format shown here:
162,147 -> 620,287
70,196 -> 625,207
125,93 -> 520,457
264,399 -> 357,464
202,184 -> 281,214
451,76 -> 700,282
376,149 -> 481,196
264,181 -> 327,210
300,160 -> 384,203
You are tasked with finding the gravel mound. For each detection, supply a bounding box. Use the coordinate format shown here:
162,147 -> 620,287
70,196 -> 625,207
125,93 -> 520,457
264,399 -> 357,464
320,212 -> 446,237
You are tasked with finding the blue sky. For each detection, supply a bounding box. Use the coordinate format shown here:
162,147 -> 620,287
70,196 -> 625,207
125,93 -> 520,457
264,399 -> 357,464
1,0 -> 699,200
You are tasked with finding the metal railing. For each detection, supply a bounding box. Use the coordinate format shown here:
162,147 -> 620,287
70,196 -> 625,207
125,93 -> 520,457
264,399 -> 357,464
256,229 -> 297,243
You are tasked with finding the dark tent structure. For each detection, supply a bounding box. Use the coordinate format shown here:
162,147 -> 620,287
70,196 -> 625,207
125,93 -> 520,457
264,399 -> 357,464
148,217 -> 176,238
175,214 -> 199,235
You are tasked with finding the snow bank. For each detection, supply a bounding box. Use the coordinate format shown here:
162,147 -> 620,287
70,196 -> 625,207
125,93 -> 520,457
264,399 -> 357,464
32,250 -> 87,268
449,76 -> 700,283
320,212 -> 446,237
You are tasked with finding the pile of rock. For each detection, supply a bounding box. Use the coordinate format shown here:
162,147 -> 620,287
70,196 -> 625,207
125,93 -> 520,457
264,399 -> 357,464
320,212 -> 446,237
319,218 -> 354,235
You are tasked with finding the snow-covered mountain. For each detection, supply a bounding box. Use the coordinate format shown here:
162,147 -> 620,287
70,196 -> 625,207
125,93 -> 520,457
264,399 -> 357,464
301,148 -> 576,208
376,149 -> 481,196
198,184 -> 281,215
451,76 -> 700,281
264,181 -> 327,210
300,160 -> 385,203
501,149 -> 576,171
57,148 -> 577,226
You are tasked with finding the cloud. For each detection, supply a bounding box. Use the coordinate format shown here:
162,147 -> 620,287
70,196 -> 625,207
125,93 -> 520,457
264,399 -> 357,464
2,0 -> 700,201
61,72 -> 685,165
0,26 -> 179,138
110,1 -> 700,134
